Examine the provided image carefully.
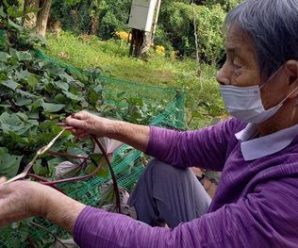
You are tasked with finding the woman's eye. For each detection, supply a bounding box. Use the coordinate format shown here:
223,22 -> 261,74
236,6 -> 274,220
232,60 -> 242,68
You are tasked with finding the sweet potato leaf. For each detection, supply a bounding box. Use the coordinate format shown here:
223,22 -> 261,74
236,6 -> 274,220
0,147 -> 22,177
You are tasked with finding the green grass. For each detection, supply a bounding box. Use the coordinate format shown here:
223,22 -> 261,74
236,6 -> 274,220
43,32 -> 225,128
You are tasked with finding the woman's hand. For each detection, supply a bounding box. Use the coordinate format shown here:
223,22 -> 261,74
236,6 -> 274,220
65,111 -> 115,139
0,178 -> 85,232
0,178 -> 50,226
65,110 -> 150,152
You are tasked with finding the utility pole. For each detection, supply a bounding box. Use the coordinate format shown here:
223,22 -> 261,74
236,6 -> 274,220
151,0 -> 161,40
128,0 -> 161,58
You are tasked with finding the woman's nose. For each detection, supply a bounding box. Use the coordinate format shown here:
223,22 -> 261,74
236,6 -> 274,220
216,67 -> 230,86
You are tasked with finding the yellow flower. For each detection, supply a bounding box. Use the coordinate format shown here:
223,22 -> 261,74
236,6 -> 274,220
115,31 -> 131,42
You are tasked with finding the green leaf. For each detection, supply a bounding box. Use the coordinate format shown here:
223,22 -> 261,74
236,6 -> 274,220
1,79 -> 19,91
0,112 -> 36,135
0,52 -> 10,62
47,157 -> 64,176
63,90 -> 83,101
16,88 -> 39,99
15,97 -> 32,106
0,6 -> 6,18
58,72 -> 76,83
87,153 -> 109,177
52,80 -> 69,91
0,147 -> 22,178
24,72 -> 39,89
33,160 -> 49,176
16,51 -> 32,61
16,70 -> 38,89
42,102 -> 65,113
7,19 -> 22,31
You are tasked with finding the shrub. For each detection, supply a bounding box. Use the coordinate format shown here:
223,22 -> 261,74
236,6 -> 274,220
196,4 -> 226,64
159,2 -> 226,64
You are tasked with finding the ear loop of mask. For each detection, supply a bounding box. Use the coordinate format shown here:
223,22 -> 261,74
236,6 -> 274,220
260,65 -> 298,107
259,65 -> 284,90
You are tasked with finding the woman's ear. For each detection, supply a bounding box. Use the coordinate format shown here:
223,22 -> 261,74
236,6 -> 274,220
284,60 -> 298,99
285,60 -> 298,85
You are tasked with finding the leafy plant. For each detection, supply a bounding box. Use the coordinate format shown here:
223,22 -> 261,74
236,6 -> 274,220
0,14 -> 178,247
159,2 -> 226,63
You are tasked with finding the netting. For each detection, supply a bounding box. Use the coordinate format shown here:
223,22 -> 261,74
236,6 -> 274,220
0,50 -> 185,247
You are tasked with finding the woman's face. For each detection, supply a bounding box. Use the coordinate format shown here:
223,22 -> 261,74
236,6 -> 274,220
216,25 -> 261,88
216,25 -> 292,111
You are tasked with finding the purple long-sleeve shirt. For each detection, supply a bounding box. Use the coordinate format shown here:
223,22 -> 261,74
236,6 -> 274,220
73,118 -> 298,247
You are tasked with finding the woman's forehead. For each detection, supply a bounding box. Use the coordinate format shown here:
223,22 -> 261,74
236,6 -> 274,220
225,25 -> 257,60
225,26 -> 254,51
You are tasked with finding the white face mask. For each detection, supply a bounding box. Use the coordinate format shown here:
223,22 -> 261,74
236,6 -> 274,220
219,68 -> 298,124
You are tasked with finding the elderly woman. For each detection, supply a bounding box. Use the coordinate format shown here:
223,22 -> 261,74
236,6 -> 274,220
1,0 -> 298,247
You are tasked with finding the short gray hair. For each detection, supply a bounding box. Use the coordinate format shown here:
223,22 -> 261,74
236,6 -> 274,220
225,0 -> 298,78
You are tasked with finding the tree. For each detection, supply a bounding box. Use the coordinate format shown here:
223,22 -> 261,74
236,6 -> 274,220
36,0 -> 52,37
22,0 -> 52,37
89,0 -> 100,35
23,0 -> 39,29
0,0 -> 20,21
129,0 -> 162,58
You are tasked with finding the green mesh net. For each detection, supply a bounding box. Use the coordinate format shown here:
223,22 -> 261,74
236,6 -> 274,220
0,50 -> 185,247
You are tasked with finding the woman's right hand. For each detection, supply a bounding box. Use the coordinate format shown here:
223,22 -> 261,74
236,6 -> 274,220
65,111 -> 115,139
0,177 -> 85,232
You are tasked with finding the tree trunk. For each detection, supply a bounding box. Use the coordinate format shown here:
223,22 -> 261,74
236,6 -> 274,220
140,31 -> 152,56
131,0 -> 162,58
129,29 -> 145,57
70,9 -> 80,33
23,0 -> 39,29
90,15 -> 99,35
36,0 -> 52,37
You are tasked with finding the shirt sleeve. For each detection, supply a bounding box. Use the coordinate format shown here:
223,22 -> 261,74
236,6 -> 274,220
145,118 -> 242,171
73,178 -> 298,248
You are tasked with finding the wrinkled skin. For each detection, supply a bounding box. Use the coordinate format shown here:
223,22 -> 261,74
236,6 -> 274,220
0,178 -> 48,226
65,111 -> 114,139
0,178 -> 85,232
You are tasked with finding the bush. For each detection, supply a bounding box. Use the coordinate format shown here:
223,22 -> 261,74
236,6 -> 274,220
204,0 -> 243,11
51,0 -> 131,38
196,4 -> 226,64
158,2 -> 225,64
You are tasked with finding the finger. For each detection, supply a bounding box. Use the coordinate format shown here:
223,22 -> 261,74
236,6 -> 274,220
64,126 -> 77,132
57,122 -> 66,126
71,111 -> 87,120
76,133 -> 89,140
65,113 -> 83,125
65,118 -> 85,129
0,177 -> 7,184
69,128 -> 87,136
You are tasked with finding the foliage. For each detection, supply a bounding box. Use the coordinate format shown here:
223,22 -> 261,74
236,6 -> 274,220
45,32 -> 225,129
159,2 -> 226,63
0,15 -> 176,177
48,0 -> 242,64
203,0 -> 243,11
51,0 -> 131,38
0,14 -> 185,247
195,4 -> 226,64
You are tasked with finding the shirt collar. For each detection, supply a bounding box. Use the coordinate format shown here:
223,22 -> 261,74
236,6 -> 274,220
235,123 -> 298,161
